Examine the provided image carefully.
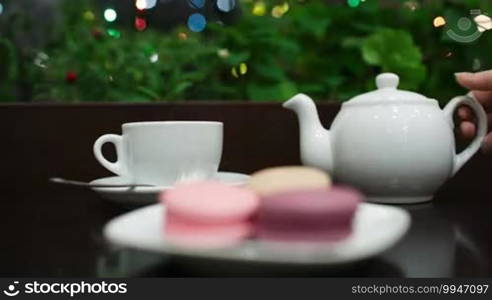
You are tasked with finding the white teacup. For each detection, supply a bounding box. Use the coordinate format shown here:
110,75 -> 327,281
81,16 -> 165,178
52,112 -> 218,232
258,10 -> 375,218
93,121 -> 223,186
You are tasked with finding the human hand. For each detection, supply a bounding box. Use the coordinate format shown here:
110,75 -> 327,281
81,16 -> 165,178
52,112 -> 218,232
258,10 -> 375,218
455,70 -> 492,153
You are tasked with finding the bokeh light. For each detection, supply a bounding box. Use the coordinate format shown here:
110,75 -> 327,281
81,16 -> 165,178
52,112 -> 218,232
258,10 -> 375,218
347,0 -> 360,8
239,63 -> 248,75
188,13 -> 207,32
135,0 -> 146,10
150,53 -> 159,63
178,32 -> 189,40
104,9 -> 117,22
272,3 -> 289,18
252,2 -> 266,16
217,0 -> 236,13
107,28 -> 121,39
135,0 -> 157,10
433,16 -> 446,28
135,17 -> 147,31
145,0 -> 158,9
403,1 -> 419,11
0,3 -> 3,15
217,48 -> 230,58
34,52 -> 49,69
83,10 -> 95,22
231,67 -> 239,78
231,62 -> 248,78
475,14 -> 492,32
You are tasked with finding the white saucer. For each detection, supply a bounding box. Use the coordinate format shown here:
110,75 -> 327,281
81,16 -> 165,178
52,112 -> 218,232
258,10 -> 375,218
90,172 -> 250,205
104,203 -> 411,266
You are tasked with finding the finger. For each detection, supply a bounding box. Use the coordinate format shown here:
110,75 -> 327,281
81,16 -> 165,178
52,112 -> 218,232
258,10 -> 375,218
482,133 -> 492,154
455,70 -> 492,91
471,90 -> 492,112
459,121 -> 476,140
458,106 -> 473,120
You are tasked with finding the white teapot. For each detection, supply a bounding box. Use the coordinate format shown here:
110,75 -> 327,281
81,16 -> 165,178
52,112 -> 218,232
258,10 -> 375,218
283,73 -> 487,204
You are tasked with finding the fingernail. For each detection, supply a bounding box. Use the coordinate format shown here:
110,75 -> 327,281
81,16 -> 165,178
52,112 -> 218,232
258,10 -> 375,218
454,72 -> 472,78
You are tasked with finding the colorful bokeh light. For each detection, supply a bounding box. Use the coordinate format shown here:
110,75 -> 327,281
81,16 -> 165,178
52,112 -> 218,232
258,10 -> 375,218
150,53 -> 159,63
475,14 -> 492,32
347,0 -> 360,8
433,16 -> 446,28
135,17 -> 147,31
272,2 -> 289,18
107,28 -> 121,39
217,0 -> 236,12
188,13 -> 207,32
83,10 -> 95,22
231,62 -> 248,78
252,2 -> 266,16
135,0 -> 157,10
104,9 -> 117,22
178,32 -> 189,40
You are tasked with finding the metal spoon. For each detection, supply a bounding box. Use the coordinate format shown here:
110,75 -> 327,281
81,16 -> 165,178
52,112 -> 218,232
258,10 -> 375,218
49,177 -> 154,188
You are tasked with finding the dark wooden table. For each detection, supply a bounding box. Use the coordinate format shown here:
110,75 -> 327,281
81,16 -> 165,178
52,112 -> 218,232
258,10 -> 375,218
1,103 -> 491,277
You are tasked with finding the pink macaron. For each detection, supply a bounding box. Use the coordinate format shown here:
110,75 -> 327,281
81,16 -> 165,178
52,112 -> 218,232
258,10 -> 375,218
256,187 -> 362,242
160,181 -> 260,248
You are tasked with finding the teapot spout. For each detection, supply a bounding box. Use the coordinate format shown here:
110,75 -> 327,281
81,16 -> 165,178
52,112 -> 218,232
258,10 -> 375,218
283,94 -> 333,173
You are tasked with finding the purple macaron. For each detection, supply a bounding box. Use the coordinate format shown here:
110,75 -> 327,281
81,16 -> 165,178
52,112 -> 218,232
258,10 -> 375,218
256,187 -> 363,242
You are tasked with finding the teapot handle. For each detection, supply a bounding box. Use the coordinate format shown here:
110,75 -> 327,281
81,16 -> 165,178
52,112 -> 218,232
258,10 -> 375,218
443,94 -> 487,175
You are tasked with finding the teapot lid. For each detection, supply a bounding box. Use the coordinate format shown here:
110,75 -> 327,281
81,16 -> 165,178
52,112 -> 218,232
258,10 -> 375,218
347,73 -> 431,104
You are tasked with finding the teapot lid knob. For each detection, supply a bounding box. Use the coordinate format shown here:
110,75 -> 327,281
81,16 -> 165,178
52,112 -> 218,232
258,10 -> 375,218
376,73 -> 399,89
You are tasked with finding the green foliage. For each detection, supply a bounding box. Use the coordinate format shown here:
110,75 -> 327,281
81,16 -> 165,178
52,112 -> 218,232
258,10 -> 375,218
0,38 -> 18,101
2,0 -> 492,103
362,29 -> 426,90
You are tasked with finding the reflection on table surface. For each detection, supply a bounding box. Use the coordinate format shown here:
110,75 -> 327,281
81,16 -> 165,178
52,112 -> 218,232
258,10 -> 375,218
95,201 -> 486,277
1,183 -> 490,277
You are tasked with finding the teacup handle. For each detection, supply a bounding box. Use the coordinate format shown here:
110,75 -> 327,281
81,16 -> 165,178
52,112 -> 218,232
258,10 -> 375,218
443,94 -> 487,175
93,134 -> 128,177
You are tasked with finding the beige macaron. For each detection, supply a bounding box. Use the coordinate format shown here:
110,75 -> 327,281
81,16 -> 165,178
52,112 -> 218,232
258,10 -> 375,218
248,166 -> 332,197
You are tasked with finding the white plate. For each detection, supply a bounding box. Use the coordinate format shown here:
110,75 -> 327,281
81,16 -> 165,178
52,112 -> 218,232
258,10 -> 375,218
90,172 -> 250,205
104,203 -> 411,265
